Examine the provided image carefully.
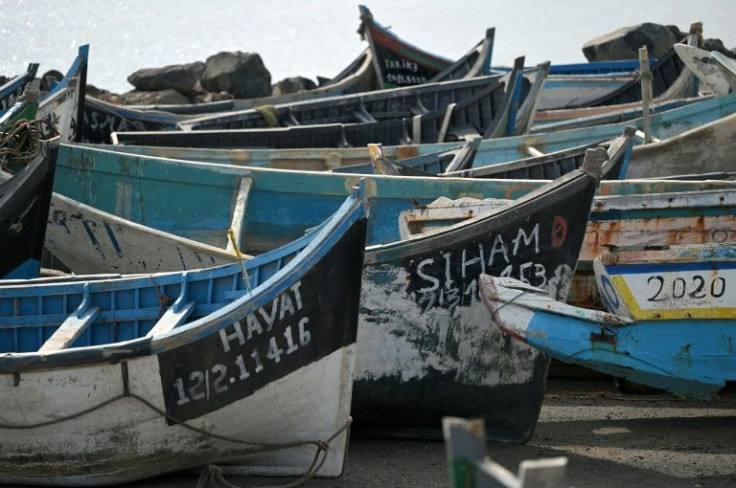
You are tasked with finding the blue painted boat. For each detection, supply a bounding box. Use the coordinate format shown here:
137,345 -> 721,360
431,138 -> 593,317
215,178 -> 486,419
50,141 -> 735,440
333,92 -> 736,179
0,63 -> 39,112
479,249 -> 736,402
0,186 -> 368,485
368,128 -> 635,179
0,136 -> 58,279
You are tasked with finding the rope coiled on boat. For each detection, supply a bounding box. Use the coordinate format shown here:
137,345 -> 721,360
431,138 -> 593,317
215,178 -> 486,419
0,119 -> 57,169
0,361 -> 351,488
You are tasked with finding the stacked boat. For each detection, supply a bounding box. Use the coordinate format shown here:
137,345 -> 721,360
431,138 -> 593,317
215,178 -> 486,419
0,4 -> 735,486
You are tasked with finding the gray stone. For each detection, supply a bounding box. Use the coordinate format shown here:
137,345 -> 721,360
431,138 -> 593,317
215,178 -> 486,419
120,88 -> 189,105
271,76 -> 317,96
86,84 -> 123,104
202,51 -> 271,99
583,23 -> 677,62
126,62 -> 205,95
192,91 -> 234,104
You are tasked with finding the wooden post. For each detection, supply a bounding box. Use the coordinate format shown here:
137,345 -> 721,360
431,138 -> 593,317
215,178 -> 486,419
443,417 -> 568,488
638,46 -> 653,144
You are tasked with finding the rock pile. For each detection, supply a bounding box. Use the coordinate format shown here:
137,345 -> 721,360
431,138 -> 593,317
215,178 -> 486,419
583,22 -> 735,62
97,51 -> 319,105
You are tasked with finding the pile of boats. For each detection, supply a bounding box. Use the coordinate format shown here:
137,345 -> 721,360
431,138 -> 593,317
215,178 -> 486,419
0,5 -> 735,486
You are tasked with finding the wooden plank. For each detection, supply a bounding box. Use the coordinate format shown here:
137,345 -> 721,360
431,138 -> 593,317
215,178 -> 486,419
436,102 -> 457,142
146,300 -> 196,337
39,304 -> 100,352
226,177 -> 253,254
524,146 -> 545,157
639,46 -> 653,144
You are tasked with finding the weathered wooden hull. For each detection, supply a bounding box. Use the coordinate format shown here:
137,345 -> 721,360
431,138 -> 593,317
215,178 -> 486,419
54,144 -> 736,255
398,186 -> 736,309
0,63 -> 38,112
536,73 -> 635,111
531,96 -> 705,133
82,96 -> 188,144
0,191 -> 368,485
351,155 -> 603,440
357,6 -> 493,89
554,35 -> 698,110
45,192 -> 235,274
674,44 -> 731,95
52,142 -> 615,440
35,45 -> 88,143
0,140 -> 58,279
179,71 -> 513,132
479,274 -> 736,402
113,61 -> 526,148
593,243 -> 736,321
102,92 -> 736,175
711,51 -> 736,92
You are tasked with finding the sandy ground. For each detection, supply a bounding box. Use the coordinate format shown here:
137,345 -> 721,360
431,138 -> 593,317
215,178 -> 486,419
118,378 -> 736,488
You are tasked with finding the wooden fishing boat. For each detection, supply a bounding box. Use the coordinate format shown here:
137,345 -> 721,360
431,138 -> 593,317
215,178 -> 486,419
82,96 -> 194,144
103,89 -> 736,175
0,63 -> 39,112
673,43 -> 731,95
0,187 -> 368,485
50,139 -> 730,282
369,127 -> 635,179
120,20 -> 495,125
531,95 -> 706,132
357,5 -> 493,89
36,45 -> 88,143
593,243 -> 736,321
52,142 -> 613,440
112,59 -> 531,148
398,185 -> 736,310
711,51 -> 736,92
44,191 -> 237,274
336,92 -> 736,179
479,269 -> 736,402
0,135 -> 58,279
542,26 -> 701,111
178,68 -> 525,132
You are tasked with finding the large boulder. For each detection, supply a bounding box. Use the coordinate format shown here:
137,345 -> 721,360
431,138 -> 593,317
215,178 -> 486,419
271,76 -> 317,97
127,62 -> 205,95
202,52 -> 271,99
583,23 -> 677,62
121,88 -> 190,105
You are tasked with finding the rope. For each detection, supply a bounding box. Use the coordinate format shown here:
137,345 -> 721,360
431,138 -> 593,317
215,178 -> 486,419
0,119 -> 57,169
0,362 -> 352,488
253,105 -> 280,128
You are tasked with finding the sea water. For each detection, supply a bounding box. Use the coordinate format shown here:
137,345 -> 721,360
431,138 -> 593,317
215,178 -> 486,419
1,0 -> 735,94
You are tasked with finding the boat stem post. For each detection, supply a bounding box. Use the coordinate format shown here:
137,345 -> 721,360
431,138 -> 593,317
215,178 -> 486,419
639,46 -> 653,144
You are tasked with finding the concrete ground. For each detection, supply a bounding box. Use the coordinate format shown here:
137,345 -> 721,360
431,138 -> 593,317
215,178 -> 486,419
120,378 -> 736,488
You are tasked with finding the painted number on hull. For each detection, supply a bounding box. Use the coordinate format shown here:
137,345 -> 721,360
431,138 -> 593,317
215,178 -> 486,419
647,274 -> 726,302
170,282 -> 310,406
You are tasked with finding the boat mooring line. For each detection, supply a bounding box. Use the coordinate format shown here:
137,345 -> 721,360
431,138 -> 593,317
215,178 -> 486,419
1,361 -> 351,487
